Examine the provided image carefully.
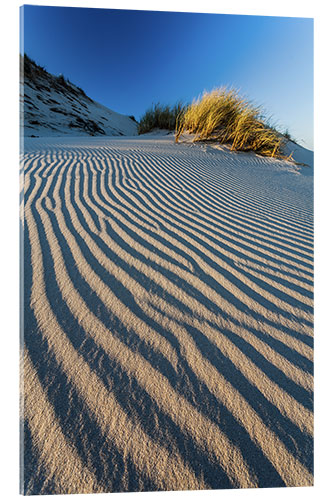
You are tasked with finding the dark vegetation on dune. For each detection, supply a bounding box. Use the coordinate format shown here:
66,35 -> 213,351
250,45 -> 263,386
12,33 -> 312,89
138,103 -> 185,135
21,54 -> 121,137
22,54 -> 140,138
21,53 -> 92,102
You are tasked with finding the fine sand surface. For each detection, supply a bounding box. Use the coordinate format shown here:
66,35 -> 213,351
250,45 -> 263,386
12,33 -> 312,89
21,133 -> 313,494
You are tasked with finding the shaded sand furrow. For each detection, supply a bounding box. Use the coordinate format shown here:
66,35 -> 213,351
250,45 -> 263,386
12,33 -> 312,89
41,156 -> 63,179
65,162 -> 313,425
70,161 -> 180,370
21,156 -> 53,222
20,152 -> 42,176
73,212 -> 313,397
25,191 -> 256,490
118,150 -> 312,243
113,156 -> 313,273
24,145 -> 312,360
146,177 -> 313,254
121,151 -> 313,249
23,350 -> 102,494
234,260 -> 312,296
87,162 -> 313,359
91,162 -> 313,350
49,157 -> 179,373
172,147 -> 313,222
83,161 -> 313,368
108,191 -> 312,325
57,203 -> 311,442
67,195 -> 313,429
110,157 -> 313,273
136,282 -> 313,394
138,301 -> 313,434
136,306 -> 313,486
110,189 -> 311,345
25,191 -> 213,492
21,156 -> 48,212
22,156 -> 70,223
118,180 -> 314,300
23,136 -> 313,493
43,155 -> 313,480
125,148 -> 313,234
235,262 -> 312,308
21,154 -> 40,197
107,147 -> 313,261
99,153 -> 313,290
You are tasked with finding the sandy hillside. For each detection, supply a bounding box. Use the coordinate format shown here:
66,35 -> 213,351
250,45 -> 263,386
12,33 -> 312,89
21,133 -> 313,494
21,55 -> 138,137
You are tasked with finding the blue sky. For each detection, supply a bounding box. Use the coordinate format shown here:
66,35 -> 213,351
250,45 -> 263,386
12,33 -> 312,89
21,5 -> 313,149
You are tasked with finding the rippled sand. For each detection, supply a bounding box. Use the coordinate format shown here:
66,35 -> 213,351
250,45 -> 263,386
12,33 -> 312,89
21,134 -> 313,494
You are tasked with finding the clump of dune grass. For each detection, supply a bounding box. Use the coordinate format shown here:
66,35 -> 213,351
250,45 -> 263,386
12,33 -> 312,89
176,87 -> 289,158
138,103 -> 185,135
21,53 -> 47,80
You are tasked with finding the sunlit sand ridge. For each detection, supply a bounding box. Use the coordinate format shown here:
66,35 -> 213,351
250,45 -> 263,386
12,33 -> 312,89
21,134 -> 313,494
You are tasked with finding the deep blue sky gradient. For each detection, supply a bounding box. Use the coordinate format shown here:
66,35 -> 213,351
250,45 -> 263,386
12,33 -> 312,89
21,5 -> 313,149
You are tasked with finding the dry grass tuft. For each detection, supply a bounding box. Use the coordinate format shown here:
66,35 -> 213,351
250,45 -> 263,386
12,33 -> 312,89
176,87 -> 288,158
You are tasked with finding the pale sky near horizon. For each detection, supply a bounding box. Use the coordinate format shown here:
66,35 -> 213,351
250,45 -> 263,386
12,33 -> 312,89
21,5 -> 313,149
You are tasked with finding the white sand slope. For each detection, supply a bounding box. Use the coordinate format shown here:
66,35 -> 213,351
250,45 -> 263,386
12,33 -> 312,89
21,133 -> 313,494
21,56 -> 138,138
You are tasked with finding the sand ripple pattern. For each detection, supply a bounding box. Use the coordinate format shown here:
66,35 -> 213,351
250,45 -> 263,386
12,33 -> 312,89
21,135 -> 313,494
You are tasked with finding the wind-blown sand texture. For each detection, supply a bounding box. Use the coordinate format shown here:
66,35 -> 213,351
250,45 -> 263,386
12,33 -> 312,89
21,133 -> 313,494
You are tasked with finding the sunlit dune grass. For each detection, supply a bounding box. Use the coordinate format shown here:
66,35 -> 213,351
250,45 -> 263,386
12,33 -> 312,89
138,88 -> 289,158
21,134 -> 313,494
175,87 -> 288,158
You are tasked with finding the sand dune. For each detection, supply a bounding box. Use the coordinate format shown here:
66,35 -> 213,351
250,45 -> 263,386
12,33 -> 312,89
21,133 -> 313,494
